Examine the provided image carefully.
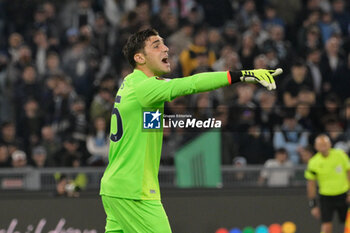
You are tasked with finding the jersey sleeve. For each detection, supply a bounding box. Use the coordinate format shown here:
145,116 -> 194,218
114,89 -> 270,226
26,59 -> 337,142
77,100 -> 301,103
339,149 -> 350,170
134,72 -> 231,107
305,159 -> 317,180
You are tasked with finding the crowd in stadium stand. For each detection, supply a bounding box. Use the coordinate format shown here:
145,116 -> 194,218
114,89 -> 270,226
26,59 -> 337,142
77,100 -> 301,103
0,0 -> 350,168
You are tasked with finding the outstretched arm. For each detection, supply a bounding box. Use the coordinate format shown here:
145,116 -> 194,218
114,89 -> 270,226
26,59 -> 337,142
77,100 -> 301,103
135,69 -> 282,106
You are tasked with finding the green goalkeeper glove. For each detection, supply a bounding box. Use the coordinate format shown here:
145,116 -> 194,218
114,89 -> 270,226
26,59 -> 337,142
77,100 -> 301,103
240,68 -> 283,91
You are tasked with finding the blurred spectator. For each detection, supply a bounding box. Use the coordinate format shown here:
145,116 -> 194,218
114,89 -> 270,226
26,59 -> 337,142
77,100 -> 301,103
297,0 -> 326,25
213,48 -> 241,104
0,143 -> 10,167
299,145 -> 315,164
233,156 -> 247,181
17,98 -> 44,154
208,28 -> 224,58
222,21 -> 241,50
43,2 -> 60,41
262,45 -> 280,70
262,4 -> 285,30
238,32 -> 260,69
8,45 -> 33,86
152,2 -> 179,38
246,18 -> 269,49
31,146 -> 48,168
54,137 -> 83,167
97,73 -> 117,93
213,46 -> 241,73
60,0 -> 95,31
135,1 -> 152,28
116,64 -> 133,86
7,33 -> 24,63
320,37 -> 346,98
295,101 -> 315,131
0,53 -> 11,123
186,4 -> 204,27
324,117 -> 347,146
192,92 -> 212,121
253,54 -> 268,69
89,87 -> 114,125
259,148 -> 294,187
231,83 -> 256,129
281,59 -> 313,107
103,0 -> 136,28
255,90 -> 281,141
86,117 -> 109,166
32,29 -> 50,78
44,52 -> 63,79
235,0 -> 259,32
214,105 -> 239,164
190,53 -> 214,74
179,27 -> 216,76
92,13 -> 110,57
67,97 -> 88,143
263,24 -> 292,67
11,150 -> 27,168
41,125 -> 60,166
168,19 -> 193,56
14,65 -> 42,122
331,0 -> 350,36
318,10 -> 342,44
306,48 -> 323,95
298,24 -> 323,56
238,124 -> 274,164
30,6 -> 50,35
62,34 -> 97,97
320,93 -> 342,126
297,87 -> 316,106
45,76 -> 77,140
64,27 -> 79,48
0,122 -> 23,151
268,0 -> 301,26
273,110 -> 309,164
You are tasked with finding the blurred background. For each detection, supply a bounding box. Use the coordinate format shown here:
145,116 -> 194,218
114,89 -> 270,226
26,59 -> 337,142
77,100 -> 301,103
0,0 -> 350,232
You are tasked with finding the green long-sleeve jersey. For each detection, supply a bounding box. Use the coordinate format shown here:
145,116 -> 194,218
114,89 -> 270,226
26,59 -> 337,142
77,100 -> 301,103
100,69 -> 231,200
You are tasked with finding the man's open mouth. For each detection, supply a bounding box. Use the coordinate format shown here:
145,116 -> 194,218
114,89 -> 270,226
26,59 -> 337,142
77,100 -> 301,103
162,57 -> 168,64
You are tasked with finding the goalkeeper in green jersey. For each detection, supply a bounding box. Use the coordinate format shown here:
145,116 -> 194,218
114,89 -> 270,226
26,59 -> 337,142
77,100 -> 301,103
100,28 -> 283,233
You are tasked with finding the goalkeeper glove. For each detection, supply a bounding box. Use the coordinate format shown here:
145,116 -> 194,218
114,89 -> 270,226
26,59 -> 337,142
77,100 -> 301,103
240,68 -> 282,90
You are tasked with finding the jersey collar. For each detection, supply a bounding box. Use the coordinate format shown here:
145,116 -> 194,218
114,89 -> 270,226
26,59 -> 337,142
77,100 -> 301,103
133,69 -> 155,80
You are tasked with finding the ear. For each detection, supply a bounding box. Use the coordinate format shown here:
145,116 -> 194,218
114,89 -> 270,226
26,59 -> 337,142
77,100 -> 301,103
134,52 -> 146,65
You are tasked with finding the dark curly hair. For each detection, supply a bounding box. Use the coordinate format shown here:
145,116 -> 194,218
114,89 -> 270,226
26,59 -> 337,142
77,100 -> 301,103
122,29 -> 159,68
